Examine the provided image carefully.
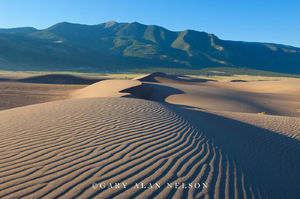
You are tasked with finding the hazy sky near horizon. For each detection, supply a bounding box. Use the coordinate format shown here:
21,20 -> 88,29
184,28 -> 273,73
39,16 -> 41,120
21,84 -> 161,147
0,0 -> 299,47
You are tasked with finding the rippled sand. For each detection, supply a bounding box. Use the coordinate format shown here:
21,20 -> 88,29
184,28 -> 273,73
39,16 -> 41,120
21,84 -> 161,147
0,73 -> 299,198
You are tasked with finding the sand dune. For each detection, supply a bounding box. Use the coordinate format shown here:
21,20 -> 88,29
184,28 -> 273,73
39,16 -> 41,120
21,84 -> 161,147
0,97 -> 294,199
120,81 -> 300,117
135,72 -> 213,84
71,79 -> 142,98
206,110 -> 300,139
205,79 -> 300,94
133,73 -> 300,117
166,84 -> 300,117
0,82 -> 84,111
169,104 -> 300,199
0,97 -> 299,198
1,73 -> 300,198
0,74 -> 103,85
18,74 -> 103,85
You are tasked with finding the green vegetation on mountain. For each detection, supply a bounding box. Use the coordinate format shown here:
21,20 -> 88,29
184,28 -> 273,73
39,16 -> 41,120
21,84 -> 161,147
0,21 -> 300,74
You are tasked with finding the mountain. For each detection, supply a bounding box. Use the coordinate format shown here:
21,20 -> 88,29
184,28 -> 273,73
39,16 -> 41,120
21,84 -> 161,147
0,21 -> 300,74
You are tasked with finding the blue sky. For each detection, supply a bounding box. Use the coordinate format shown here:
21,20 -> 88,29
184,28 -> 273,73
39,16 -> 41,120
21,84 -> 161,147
0,0 -> 299,47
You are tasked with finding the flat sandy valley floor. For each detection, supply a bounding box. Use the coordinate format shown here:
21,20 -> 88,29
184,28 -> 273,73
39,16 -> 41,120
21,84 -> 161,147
0,73 -> 299,199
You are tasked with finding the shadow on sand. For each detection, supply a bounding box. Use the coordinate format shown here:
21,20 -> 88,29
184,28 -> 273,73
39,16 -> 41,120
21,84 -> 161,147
137,72 -> 215,83
121,82 -> 184,101
17,74 -> 104,84
167,104 -> 300,199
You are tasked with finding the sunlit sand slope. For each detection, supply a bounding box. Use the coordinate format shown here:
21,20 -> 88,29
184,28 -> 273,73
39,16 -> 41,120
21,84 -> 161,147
0,97 -> 276,199
71,79 -> 141,98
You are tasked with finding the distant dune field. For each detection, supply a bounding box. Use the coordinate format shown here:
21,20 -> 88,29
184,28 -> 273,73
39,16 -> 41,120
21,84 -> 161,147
0,82 -> 84,111
0,73 -> 299,198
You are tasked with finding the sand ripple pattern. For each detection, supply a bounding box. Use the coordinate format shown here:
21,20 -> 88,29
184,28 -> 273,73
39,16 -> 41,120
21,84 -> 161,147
0,98 -> 268,198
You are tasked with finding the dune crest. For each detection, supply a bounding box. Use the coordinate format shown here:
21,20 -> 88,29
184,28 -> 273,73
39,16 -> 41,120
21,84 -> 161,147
134,72 -> 213,84
71,79 -> 142,99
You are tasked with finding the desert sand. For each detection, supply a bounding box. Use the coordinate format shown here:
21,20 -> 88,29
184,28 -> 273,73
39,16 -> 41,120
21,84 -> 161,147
0,73 -> 299,199
0,74 -> 102,110
71,79 -> 142,98
0,82 -> 84,111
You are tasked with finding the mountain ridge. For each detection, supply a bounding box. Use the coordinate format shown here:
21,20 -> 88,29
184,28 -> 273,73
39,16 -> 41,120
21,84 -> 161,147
0,21 -> 299,74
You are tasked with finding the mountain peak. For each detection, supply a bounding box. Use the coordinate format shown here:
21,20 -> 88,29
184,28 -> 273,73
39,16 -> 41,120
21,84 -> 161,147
105,21 -> 117,28
46,22 -> 77,30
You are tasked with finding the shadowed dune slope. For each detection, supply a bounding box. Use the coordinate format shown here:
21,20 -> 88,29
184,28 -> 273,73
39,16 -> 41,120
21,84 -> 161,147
18,74 -> 103,85
1,97 -> 296,198
0,78 -> 11,82
120,83 -> 184,101
135,72 -> 213,84
168,104 -> 300,199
